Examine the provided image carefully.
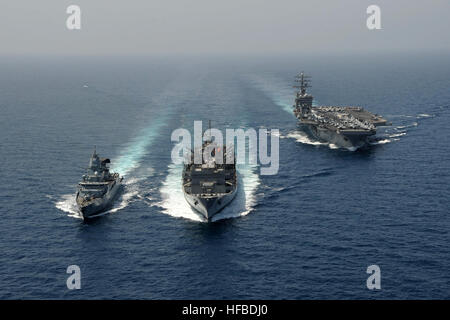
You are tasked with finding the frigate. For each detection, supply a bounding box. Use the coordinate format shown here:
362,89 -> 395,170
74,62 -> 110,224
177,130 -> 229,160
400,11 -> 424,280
76,148 -> 123,219
182,125 -> 238,221
293,72 -> 389,149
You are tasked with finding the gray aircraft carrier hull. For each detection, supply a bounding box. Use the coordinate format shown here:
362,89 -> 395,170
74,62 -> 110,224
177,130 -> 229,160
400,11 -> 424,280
302,123 -> 375,149
76,179 -> 122,219
184,187 -> 238,221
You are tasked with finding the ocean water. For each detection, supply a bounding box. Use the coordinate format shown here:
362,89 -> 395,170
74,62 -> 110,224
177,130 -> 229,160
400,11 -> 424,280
0,54 -> 449,299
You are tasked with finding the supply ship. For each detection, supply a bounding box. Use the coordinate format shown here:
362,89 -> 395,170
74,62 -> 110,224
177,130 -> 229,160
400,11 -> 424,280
182,126 -> 237,221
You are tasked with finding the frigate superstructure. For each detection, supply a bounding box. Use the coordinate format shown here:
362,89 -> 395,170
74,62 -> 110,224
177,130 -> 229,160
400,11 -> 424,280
182,124 -> 238,221
293,72 -> 389,149
76,148 -> 122,219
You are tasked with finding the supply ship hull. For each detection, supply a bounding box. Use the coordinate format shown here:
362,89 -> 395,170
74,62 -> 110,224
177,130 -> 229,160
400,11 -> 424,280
182,133 -> 238,222
183,187 -> 237,220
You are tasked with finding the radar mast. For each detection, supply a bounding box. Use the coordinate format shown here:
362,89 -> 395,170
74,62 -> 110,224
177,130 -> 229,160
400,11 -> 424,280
293,72 -> 311,96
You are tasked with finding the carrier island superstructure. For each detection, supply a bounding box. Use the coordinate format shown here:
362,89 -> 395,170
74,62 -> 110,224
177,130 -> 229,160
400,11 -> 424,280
293,72 -> 389,149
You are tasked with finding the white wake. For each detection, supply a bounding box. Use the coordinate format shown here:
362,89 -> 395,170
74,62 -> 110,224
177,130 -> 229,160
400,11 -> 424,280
285,130 -> 360,151
111,117 -> 167,177
244,74 -> 296,115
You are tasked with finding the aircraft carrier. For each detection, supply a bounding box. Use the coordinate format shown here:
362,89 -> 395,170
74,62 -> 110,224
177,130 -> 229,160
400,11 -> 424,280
76,148 -> 123,219
182,125 -> 238,221
293,72 -> 389,149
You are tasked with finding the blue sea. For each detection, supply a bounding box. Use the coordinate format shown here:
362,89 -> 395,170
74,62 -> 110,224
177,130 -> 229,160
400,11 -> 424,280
0,53 -> 449,299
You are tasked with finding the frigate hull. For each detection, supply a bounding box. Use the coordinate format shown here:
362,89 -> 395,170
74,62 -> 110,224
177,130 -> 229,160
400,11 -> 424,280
184,188 -> 238,221
302,123 -> 375,149
76,179 -> 122,219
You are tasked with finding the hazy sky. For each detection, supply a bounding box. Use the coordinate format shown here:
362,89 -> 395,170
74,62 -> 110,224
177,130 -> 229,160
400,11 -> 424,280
1,0 -> 449,56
